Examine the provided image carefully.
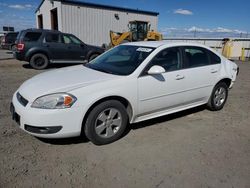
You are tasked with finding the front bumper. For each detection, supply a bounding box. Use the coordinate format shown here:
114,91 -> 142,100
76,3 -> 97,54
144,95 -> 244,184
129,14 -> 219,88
11,92 -> 85,138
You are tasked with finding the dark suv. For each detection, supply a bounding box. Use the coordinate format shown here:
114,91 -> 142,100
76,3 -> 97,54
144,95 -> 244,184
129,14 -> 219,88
14,29 -> 104,69
1,32 -> 19,51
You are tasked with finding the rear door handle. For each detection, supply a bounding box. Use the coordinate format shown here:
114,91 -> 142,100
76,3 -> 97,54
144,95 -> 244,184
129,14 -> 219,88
211,69 -> 218,73
175,75 -> 185,80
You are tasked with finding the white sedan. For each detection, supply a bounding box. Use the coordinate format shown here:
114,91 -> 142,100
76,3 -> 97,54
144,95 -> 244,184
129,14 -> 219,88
11,42 -> 238,145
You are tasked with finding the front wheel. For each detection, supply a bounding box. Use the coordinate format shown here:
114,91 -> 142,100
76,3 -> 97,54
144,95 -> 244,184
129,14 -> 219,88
207,82 -> 228,111
29,53 -> 49,70
88,54 -> 99,62
84,100 -> 128,145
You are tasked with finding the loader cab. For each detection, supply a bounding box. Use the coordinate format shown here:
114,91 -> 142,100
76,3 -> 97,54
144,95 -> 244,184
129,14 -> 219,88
128,21 -> 149,41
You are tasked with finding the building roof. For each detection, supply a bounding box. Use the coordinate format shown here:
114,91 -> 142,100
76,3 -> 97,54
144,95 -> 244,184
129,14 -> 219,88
36,0 -> 159,16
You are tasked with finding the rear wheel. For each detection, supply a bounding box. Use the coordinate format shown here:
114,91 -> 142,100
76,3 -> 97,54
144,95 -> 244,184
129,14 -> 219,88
10,45 -> 16,51
29,53 -> 49,70
84,100 -> 128,145
207,82 -> 228,111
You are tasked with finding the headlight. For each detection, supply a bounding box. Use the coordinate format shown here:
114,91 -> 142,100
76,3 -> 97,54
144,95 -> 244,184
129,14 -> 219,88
31,93 -> 77,109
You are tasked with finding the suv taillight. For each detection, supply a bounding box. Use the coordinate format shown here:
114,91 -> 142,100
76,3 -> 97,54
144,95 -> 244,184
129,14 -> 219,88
17,43 -> 24,51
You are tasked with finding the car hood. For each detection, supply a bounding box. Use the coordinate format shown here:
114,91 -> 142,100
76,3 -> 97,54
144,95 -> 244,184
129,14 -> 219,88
18,65 -> 118,101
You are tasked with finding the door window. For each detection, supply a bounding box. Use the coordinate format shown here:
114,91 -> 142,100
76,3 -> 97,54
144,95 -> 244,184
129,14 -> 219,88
62,35 -> 81,45
145,47 -> 181,73
209,51 -> 221,64
44,33 -> 60,43
183,47 -> 210,68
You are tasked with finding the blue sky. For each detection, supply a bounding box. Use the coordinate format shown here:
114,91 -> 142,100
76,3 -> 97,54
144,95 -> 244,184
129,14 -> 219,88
0,0 -> 249,37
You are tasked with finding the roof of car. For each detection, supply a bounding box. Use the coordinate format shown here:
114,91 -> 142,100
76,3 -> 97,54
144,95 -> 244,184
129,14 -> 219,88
122,41 -> 210,49
20,28 -> 61,33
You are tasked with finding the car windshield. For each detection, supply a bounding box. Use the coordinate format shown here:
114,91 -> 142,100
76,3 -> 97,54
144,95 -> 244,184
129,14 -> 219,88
84,45 -> 155,75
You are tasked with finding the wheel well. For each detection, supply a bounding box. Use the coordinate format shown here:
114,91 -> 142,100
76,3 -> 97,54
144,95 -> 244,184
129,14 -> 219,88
217,78 -> 231,88
28,51 -> 49,62
81,96 -> 133,131
88,52 -> 100,61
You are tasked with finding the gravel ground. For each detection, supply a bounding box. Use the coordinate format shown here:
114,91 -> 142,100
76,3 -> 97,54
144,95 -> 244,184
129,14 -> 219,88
0,53 -> 250,188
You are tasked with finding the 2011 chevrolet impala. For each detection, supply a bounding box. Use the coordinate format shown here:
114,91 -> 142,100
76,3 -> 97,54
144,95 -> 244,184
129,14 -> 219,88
11,42 -> 238,145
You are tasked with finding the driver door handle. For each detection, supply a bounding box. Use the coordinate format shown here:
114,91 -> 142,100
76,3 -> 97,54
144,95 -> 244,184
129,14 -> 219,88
175,75 -> 185,80
211,69 -> 218,73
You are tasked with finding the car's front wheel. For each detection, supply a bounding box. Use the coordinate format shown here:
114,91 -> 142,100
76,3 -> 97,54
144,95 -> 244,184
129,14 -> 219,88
207,82 -> 228,111
88,53 -> 99,62
30,53 -> 49,70
84,100 -> 128,145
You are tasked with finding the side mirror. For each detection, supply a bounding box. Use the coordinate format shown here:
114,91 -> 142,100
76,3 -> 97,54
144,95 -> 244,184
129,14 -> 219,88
147,65 -> 165,75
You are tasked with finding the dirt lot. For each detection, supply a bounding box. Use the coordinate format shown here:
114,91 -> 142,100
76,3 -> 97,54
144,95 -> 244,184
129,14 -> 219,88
0,51 -> 250,188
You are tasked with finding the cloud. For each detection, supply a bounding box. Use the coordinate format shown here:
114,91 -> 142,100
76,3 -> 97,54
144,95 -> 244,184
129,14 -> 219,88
174,9 -> 193,15
160,26 -> 249,38
8,4 -> 33,10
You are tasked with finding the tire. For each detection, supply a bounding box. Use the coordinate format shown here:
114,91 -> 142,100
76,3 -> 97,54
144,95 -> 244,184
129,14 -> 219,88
207,82 -> 228,111
29,53 -> 49,70
88,54 -> 99,62
84,100 -> 128,145
11,45 -> 16,51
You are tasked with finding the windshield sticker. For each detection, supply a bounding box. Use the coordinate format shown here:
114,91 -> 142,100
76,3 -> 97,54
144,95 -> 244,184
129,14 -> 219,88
136,48 -> 153,52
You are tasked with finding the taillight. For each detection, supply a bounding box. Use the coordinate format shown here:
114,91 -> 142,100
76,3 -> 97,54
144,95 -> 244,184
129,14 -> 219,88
2,37 -> 5,43
17,43 -> 24,51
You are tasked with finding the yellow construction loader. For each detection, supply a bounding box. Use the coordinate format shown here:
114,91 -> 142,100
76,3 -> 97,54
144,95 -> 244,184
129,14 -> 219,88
110,21 -> 163,47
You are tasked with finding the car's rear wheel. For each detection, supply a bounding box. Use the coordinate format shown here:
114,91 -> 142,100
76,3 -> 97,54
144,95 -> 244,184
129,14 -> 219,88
207,82 -> 228,111
30,53 -> 49,70
10,45 -> 16,51
84,100 -> 128,145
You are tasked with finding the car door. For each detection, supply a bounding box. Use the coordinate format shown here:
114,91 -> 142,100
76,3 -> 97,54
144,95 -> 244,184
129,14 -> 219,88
137,47 -> 187,116
180,46 -> 221,104
62,34 -> 86,62
42,32 -> 68,61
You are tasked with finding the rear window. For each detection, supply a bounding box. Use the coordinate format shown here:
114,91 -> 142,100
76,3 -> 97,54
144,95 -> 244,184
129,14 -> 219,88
23,32 -> 42,42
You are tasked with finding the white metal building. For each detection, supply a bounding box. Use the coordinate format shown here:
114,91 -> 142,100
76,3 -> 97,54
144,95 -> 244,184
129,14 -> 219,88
35,0 -> 159,46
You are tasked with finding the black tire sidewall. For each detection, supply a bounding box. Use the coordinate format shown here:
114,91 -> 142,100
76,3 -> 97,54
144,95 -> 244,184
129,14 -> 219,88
209,82 -> 228,111
84,100 -> 128,145
30,53 -> 49,70
89,54 -> 98,62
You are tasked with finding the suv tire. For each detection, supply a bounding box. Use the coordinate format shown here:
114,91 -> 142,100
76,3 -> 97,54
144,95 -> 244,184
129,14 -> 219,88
88,53 -> 99,62
30,53 -> 49,70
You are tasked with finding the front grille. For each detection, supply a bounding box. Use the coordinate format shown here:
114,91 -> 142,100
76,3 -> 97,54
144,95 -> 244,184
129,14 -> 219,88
16,92 -> 28,107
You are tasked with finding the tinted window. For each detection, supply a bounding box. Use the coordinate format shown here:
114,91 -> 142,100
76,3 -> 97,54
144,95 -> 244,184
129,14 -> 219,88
148,47 -> 181,72
85,45 -> 155,76
45,33 -> 60,43
184,47 -> 210,68
69,35 -> 82,44
23,32 -> 42,42
209,51 -> 221,64
62,34 -> 81,45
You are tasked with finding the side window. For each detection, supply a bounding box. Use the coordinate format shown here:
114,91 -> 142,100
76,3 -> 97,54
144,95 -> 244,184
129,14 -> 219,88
23,32 -> 42,42
183,47 -> 210,68
149,47 -> 181,72
68,35 -> 82,45
209,51 -> 221,64
62,35 -> 72,44
45,33 -> 60,43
